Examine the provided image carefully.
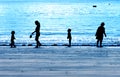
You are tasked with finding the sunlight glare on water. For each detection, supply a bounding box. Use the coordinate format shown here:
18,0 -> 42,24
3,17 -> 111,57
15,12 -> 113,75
0,1 -> 120,46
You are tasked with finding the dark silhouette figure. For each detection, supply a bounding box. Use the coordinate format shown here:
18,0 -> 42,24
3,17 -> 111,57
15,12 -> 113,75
95,22 -> 107,47
10,31 -> 16,48
30,20 -> 41,48
67,28 -> 72,47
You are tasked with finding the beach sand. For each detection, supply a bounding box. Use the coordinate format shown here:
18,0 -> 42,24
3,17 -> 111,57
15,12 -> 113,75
0,46 -> 120,77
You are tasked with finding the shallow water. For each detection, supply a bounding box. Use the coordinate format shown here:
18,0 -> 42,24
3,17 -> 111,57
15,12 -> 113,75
0,1 -> 120,46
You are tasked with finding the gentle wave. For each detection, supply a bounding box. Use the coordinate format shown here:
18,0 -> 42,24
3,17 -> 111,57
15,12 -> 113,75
0,2 -> 120,46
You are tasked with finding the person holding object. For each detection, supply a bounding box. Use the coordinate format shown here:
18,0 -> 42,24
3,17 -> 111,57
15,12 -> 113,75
95,22 -> 107,47
30,20 -> 41,48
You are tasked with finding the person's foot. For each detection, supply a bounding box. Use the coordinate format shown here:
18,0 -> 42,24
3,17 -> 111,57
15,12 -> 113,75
14,45 -> 16,48
39,43 -> 41,46
68,45 -> 71,47
35,46 -> 38,48
11,46 -> 16,48
100,46 -> 103,47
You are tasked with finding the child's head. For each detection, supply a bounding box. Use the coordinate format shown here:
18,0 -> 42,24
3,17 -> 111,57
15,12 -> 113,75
67,28 -> 71,32
11,31 -> 15,34
101,22 -> 105,27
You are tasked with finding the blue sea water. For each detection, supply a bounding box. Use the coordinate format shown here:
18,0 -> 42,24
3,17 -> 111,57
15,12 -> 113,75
0,1 -> 120,46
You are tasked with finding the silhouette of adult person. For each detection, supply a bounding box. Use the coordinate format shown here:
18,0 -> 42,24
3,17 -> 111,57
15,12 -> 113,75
67,28 -> 72,47
95,22 -> 107,47
10,31 -> 16,48
30,20 -> 41,48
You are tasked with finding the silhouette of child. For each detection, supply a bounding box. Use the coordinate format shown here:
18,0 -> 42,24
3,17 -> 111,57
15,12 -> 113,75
67,28 -> 72,47
30,20 -> 41,48
10,31 -> 16,48
95,22 -> 107,47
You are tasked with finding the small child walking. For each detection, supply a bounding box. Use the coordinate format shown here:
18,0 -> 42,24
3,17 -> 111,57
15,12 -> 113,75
67,28 -> 72,47
10,31 -> 16,48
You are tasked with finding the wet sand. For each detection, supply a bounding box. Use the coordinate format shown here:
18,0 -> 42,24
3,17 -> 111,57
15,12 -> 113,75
0,46 -> 120,77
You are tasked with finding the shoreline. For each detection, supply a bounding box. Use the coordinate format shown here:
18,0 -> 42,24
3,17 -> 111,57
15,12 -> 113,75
0,44 -> 120,47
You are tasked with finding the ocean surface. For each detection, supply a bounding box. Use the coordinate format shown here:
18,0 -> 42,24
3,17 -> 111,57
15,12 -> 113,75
0,1 -> 120,46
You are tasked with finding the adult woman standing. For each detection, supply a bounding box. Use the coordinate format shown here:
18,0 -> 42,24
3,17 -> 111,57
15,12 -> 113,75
95,22 -> 107,47
30,20 -> 41,48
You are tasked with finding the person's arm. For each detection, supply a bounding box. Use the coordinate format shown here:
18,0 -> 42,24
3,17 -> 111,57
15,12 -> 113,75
104,32 -> 107,37
31,31 -> 35,35
104,28 -> 107,37
95,28 -> 98,36
30,30 -> 36,38
14,36 -> 16,39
